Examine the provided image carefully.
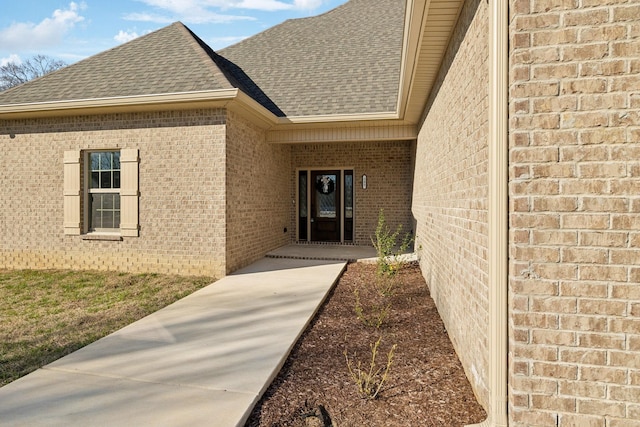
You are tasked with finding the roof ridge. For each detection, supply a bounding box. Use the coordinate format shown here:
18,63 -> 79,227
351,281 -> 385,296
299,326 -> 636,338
181,24 -> 285,116
173,22 -> 235,91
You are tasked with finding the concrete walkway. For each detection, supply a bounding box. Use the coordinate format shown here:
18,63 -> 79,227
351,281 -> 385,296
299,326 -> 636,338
0,257 -> 347,427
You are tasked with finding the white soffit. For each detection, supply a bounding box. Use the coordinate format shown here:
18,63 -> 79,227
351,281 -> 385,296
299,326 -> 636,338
402,0 -> 465,124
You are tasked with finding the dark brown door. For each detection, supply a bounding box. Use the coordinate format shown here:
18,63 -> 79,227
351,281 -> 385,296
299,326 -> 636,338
311,171 -> 340,242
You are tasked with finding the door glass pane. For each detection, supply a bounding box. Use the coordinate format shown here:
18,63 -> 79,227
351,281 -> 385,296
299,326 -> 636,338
344,170 -> 353,241
299,171 -> 308,241
316,174 -> 337,218
345,173 -> 353,219
299,172 -> 307,218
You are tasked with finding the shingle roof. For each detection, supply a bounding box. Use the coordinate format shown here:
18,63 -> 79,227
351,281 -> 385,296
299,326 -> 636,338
220,0 -> 406,117
0,23 -> 234,105
0,0 -> 406,118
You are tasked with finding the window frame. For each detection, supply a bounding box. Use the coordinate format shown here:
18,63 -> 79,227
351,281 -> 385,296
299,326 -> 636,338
86,150 -> 121,234
63,148 -> 139,238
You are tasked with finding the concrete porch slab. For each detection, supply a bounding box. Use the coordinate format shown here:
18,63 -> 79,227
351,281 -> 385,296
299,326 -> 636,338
266,243 -> 378,261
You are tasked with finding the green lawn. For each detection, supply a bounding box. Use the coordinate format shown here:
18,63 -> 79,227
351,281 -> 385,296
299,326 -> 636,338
0,269 -> 214,387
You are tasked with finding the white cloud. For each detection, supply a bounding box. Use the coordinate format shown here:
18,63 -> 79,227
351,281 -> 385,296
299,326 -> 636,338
124,10 -> 254,24
1,54 -> 22,67
0,2 -> 85,51
114,28 -> 155,44
126,0 -> 329,23
207,35 -> 249,49
233,0 -> 294,11
292,0 -> 324,8
114,30 -> 141,43
126,0 -> 255,24
122,12 -> 174,24
235,0 -> 324,10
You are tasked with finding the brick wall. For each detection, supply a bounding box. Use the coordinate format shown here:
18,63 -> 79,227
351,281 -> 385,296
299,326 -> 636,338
291,140 -> 414,246
0,109 -> 227,277
413,0 -> 490,410
510,1 -> 640,425
225,110 -> 291,273
0,127 -> 5,262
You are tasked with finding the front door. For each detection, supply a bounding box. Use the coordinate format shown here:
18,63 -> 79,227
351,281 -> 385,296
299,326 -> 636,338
311,171 -> 340,242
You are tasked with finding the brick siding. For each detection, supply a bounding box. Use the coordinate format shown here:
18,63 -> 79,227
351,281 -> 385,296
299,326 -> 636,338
0,109 -> 227,277
225,110 -> 291,273
510,0 -> 640,425
0,108 -> 416,277
412,0 -> 490,410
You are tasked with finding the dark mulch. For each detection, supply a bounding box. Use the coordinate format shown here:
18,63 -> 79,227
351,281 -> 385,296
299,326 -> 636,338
245,262 -> 487,427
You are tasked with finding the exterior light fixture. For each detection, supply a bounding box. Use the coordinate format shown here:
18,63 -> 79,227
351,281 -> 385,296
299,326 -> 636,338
362,174 -> 367,189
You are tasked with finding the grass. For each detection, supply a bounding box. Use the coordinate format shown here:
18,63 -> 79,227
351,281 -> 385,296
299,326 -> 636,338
0,269 -> 214,387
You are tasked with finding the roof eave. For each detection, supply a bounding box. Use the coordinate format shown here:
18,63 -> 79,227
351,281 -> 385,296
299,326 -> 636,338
1,0 -> 466,131
276,111 -> 400,125
0,89 -> 240,120
397,0 -> 465,124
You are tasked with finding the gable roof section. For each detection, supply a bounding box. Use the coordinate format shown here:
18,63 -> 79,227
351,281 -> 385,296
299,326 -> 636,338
220,0 -> 406,118
0,0 -> 465,140
0,23 -> 234,106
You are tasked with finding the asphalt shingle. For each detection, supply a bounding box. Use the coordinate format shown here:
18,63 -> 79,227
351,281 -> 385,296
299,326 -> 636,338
220,0 -> 406,117
0,0 -> 406,118
0,23 -> 233,105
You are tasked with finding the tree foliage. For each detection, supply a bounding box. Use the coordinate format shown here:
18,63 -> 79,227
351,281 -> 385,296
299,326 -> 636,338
0,55 -> 67,91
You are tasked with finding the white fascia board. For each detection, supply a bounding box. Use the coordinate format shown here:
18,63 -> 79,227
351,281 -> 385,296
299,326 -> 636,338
0,89 -> 239,117
274,111 -> 400,125
396,0 -> 429,119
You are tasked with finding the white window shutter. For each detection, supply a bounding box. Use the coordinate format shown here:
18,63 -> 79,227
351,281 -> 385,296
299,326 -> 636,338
120,148 -> 139,237
63,150 -> 81,235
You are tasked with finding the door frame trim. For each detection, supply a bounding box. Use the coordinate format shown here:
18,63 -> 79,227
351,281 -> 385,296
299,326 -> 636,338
296,166 -> 355,243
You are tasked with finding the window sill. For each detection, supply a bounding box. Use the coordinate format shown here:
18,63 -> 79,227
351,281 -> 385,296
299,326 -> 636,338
81,233 -> 123,241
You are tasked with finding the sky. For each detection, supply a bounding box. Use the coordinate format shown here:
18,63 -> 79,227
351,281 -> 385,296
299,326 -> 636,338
0,0 -> 347,66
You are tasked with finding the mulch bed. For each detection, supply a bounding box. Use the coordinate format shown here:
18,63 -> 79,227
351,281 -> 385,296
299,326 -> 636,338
245,262 -> 486,426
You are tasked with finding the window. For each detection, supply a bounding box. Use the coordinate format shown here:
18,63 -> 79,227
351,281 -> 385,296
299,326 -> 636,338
89,151 -> 121,232
63,148 -> 139,237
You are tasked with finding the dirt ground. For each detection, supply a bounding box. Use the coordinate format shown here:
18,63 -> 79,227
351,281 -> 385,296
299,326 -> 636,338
245,261 -> 486,427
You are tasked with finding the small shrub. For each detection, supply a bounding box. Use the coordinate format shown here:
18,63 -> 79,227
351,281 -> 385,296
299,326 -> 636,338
344,336 -> 397,399
371,209 -> 413,277
354,289 -> 390,328
374,273 -> 397,297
